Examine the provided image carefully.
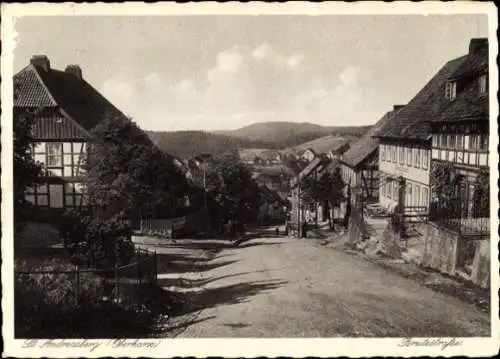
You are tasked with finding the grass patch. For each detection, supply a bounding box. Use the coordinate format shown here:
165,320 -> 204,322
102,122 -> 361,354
15,259 -> 170,338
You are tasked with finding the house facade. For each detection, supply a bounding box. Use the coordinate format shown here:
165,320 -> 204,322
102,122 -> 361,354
340,108 -> 399,206
288,155 -> 330,225
375,51 -> 469,214
378,139 -> 431,211
429,38 -> 489,237
15,55 -> 131,217
300,148 -> 317,163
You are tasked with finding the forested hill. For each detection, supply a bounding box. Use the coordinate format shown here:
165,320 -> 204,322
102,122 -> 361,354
146,130 -> 280,159
147,123 -> 371,159
215,122 -> 371,147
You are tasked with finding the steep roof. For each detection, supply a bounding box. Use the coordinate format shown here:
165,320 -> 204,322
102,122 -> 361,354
377,55 -> 468,140
290,155 -> 330,188
14,63 -> 126,138
341,109 -> 399,169
321,158 -> 340,175
292,136 -> 350,155
436,50 -> 489,123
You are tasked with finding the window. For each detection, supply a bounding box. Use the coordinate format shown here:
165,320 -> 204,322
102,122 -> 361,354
65,182 -> 84,207
25,184 -> 49,207
414,148 -> 420,168
407,147 -> 413,166
479,74 -> 487,94
445,81 -> 457,100
414,184 -> 421,207
422,150 -> 429,170
392,146 -> 396,162
399,147 -> 405,165
380,145 -> 385,161
49,184 -> 64,208
449,134 -> 456,149
432,136 -> 437,147
442,134 -> 447,148
422,186 -> 429,208
469,134 -> 479,150
479,135 -> 488,151
406,183 -> 412,206
456,134 -> 464,150
33,142 -> 86,178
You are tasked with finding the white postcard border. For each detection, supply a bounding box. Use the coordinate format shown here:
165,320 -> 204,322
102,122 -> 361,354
1,2 -> 498,358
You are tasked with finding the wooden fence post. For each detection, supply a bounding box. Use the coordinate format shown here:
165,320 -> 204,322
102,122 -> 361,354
114,261 -> 119,300
153,251 -> 157,283
75,266 -> 80,305
137,249 -> 142,287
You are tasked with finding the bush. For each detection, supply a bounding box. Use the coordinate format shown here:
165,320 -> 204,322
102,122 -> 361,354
87,214 -> 135,269
59,210 -> 134,269
15,260 -> 158,338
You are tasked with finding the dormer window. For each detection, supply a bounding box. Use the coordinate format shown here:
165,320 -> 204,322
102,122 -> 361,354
479,74 -> 488,94
445,80 -> 457,100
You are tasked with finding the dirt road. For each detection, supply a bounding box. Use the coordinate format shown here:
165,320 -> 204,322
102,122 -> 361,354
136,228 -> 490,337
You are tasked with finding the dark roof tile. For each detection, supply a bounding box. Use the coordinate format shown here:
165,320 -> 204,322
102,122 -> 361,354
377,55 -> 468,140
436,51 -> 489,123
341,110 -> 398,168
14,63 -> 127,136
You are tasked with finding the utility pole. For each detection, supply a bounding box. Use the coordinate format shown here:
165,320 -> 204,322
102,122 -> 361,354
297,182 -> 301,238
203,164 -> 207,209
398,176 -> 406,246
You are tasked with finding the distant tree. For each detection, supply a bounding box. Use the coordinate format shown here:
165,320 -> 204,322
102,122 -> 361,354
302,167 -> 345,229
13,84 -> 42,238
328,167 -> 346,210
205,154 -> 263,230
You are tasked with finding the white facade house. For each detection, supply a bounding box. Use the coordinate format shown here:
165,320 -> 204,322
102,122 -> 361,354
378,142 -> 430,211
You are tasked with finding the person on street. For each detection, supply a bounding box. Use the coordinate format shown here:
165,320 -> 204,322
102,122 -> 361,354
302,220 -> 308,238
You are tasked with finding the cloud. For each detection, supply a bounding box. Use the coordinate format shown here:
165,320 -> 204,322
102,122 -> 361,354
99,43 -> 375,131
339,65 -> 361,86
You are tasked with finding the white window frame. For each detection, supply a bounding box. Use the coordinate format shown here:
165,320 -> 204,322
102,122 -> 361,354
422,149 -> 429,170
479,74 -> 487,94
445,81 -> 457,100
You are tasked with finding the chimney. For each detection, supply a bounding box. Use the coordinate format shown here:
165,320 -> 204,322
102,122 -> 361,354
393,105 -> 405,111
65,65 -> 83,80
30,55 -> 50,72
469,38 -> 488,56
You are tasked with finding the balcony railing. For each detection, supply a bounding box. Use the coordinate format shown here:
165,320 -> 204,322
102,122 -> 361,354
429,199 -> 490,238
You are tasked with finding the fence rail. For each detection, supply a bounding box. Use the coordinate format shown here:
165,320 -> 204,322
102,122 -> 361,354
429,199 -> 490,237
139,209 -> 209,238
15,248 -> 157,304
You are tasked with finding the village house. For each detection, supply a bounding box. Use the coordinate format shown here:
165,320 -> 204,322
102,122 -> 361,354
426,38 -> 490,285
374,49 -> 470,214
15,55 -> 130,216
288,155 -> 331,228
339,108 -> 400,206
251,165 -> 294,193
326,141 -> 350,160
15,55 -> 192,222
300,148 -> 317,163
429,38 -> 490,236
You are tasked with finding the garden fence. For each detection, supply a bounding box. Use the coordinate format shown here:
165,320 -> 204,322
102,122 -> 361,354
15,248 -> 157,304
139,209 -> 210,238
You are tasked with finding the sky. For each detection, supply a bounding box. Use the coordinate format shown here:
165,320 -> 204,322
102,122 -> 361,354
13,15 -> 488,132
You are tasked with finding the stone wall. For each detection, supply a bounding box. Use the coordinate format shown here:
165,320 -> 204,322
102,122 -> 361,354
470,239 -> 490,289
422,222 -> 459,275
